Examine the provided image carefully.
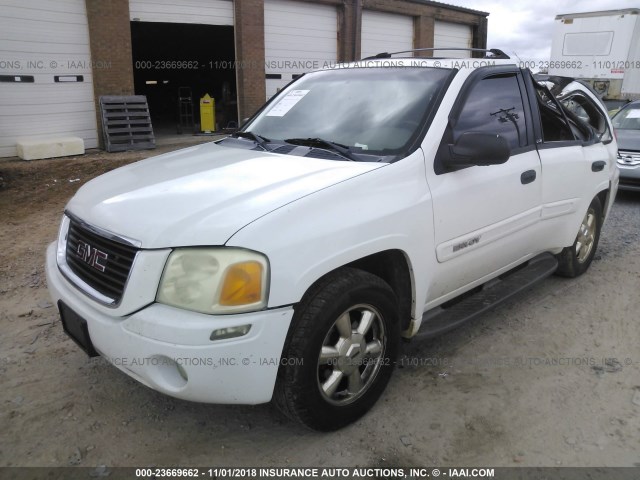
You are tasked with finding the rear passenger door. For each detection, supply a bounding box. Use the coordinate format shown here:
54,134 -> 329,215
425,67 -> 542,303
524,74 -> 612,251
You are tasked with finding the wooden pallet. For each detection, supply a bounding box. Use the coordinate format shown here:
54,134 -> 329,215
99,95 -> 155,152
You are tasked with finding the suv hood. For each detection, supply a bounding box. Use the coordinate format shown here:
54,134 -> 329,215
66,142 -> 384,248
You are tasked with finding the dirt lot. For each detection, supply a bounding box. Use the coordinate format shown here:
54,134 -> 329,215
1,146 -> 639,469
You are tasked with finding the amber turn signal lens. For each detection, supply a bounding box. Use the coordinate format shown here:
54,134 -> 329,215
219,261 -> 263,306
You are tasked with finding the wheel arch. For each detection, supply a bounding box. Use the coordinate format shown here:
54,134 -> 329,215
344,250 -> 414,334
293,249 -> 416,334
555,193 -> 604,277
596,188 -> 611,220
563,187 -> 611,249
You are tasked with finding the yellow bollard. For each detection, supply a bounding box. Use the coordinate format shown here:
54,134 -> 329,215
200,94 -> 215,133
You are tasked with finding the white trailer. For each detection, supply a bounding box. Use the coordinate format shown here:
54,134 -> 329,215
548,8 -> 640,101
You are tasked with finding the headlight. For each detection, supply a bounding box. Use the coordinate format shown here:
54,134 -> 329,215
156,248 -> 269,314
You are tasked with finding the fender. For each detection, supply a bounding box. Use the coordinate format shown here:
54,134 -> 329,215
226,149 -> 435,324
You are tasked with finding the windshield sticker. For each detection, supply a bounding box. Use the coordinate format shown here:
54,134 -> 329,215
266,90 -> 310,117
626,109 -> 640,119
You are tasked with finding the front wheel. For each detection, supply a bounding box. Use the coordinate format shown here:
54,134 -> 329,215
274,268 -> 400,431
556,196 -> 603,278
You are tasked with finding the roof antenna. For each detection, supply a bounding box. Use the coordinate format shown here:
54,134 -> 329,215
512,51 -> 523,64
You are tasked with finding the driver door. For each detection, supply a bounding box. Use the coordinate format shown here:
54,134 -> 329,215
425,67 -> 543,304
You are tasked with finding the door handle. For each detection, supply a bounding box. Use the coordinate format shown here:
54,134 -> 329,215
521,170 -> 536,185
592,161 -> 606,172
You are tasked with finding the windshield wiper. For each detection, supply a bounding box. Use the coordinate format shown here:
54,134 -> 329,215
231,131 -> 271,151
284,137 -> 358,161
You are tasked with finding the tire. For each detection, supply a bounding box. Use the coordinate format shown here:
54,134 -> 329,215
274,267 -> 400,431
555,196 -> 603,278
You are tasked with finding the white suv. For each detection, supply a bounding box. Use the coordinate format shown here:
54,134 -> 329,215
46,51 -> 619,431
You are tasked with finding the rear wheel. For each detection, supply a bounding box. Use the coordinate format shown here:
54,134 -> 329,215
556,196 -> 603,277
274,268 -> 400,431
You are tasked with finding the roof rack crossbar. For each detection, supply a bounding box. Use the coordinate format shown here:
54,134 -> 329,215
361,48 -> 510,61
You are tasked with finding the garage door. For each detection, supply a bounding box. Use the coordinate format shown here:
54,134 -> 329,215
264,0 -> 337,99
0,0 -> 97,158
361,10 -> 414,59
434,21 -> 473,58
129,0 -> 233,25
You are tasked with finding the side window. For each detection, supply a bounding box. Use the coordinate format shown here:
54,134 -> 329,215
533,84 -> 575,142
454,74 -> 528,150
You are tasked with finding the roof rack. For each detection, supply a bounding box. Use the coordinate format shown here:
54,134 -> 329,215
361,48 -> 510,61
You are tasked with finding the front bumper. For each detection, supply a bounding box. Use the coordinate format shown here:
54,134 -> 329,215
618,163 -> 640,192
46,243 -> 294,404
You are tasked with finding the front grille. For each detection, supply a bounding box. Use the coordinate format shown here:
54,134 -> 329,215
617,150 -> 640,166
65,220 -> 138,303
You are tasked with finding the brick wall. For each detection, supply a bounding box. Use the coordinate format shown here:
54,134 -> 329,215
234,0 -> 267,121
85,0 -> 135,147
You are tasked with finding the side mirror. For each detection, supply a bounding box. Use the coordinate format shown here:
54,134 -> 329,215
445,132 -> 511,168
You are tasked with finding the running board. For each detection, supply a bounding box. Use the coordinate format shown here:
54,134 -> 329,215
414,253 -> 558,340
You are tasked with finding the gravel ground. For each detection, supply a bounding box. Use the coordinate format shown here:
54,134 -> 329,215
0,148 -> 639,468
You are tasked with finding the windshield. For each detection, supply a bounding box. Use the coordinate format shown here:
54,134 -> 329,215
241,67 -> 453,160
612,106 -> 640,130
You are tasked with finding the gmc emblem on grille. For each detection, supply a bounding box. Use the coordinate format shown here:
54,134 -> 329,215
76,240 -> 108,272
